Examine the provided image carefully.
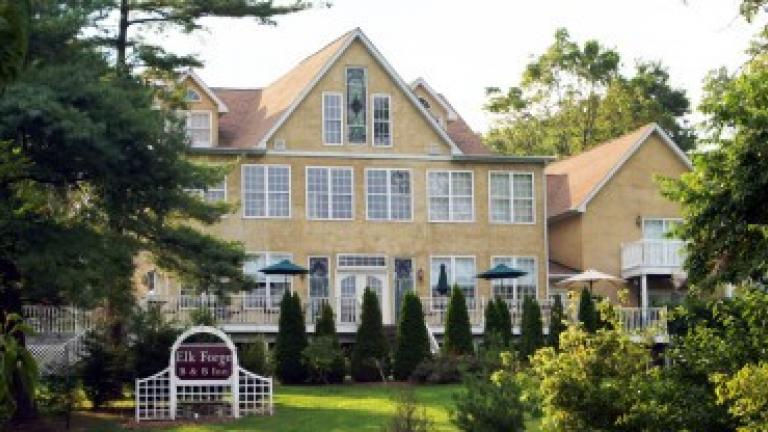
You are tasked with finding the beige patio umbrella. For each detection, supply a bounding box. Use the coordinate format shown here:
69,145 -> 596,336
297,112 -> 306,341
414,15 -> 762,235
556,269 -> 624,293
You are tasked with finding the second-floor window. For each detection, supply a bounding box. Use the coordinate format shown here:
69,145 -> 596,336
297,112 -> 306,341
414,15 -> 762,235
366,169 -> 411,221
346,67 -> 367,144
372,94 -> 391,146
323,92 -> 342,145
428,171 -> 474,222
307,167 -> 353,220
490,172 -> 534,223
242,165 -> 290,218
643,218 -> 681,239
186,111 -> 211,147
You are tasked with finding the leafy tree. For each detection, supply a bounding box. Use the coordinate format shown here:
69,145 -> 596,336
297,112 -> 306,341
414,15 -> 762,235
485,28 -> 693,156
547,295 -> 567,349
312,302 -> 345,383
274,292 -> 308,384
578,288 -> 598,332
0,314 -> 37,423
713,362 -> 768,432
518,296 -> 543,359
443,286 -> 474,356
351,288 -> 389,382
452,352 -> 530,432
393,292 -> 430,380
661,46 -> 768,289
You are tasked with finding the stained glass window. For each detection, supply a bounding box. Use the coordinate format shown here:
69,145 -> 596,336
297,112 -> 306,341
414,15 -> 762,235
346,68 -> 367,144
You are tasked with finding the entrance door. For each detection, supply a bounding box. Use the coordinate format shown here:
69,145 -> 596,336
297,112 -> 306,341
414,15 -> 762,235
394,258 -> 414,323
336,272 -> 389,324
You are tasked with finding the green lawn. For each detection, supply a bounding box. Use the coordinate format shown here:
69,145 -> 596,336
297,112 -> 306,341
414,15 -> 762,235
55,383 -> 541,431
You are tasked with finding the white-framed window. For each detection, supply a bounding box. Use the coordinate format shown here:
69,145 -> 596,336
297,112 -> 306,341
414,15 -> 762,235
309,256 -> 330,298
428,171 -> 474,222
346,67 -> 367,144
306,167 -> 353,220
337,254 -> 387,269
366,169 -> 411,221
242,165 -> 290,218
243,252 -> 292,309
490,256 -> 537,301
642,218 -> 682,239
322,92 -> 343,145
430,256 -> 476,299
185,111 -> 212,147
489,172 -> 534,223
187,179 -> 227,203
185,88 -> 202,102
372,94 -> 391,146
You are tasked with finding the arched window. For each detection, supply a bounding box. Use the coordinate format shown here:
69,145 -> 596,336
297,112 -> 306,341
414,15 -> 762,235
185,88 -> 202,102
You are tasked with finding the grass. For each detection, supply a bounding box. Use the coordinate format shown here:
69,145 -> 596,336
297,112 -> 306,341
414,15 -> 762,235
37,383 -> 542,431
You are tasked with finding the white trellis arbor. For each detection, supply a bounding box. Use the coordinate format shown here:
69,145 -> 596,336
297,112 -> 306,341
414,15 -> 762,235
135,326 -> 273,421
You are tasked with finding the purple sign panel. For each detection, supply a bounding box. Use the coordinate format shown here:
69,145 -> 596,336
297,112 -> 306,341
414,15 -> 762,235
175,344 -> 233,380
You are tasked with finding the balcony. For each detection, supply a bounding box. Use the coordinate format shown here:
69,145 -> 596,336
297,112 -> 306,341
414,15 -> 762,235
621,239 -> 685,278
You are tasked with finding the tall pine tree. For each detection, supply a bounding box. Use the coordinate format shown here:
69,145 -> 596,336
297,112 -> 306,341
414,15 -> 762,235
495,298 -> 513,347
519,296 -> 543,359
578,288 -> 599,333
548,295 -> 567,348
483,298 -> 502,347
393,292 -> 430,380
314,302 -> 345,383
274,292 -> 308,384
443,286 -> 474,355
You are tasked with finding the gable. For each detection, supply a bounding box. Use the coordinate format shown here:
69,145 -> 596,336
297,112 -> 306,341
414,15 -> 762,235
268,37 -> 457,155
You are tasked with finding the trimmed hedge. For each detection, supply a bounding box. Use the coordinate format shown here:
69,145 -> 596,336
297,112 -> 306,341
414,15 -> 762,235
548,295 -> 567,348
443,286 -> 474,355
351,288 -> 389,382
519,296 -> 543,359
312,302 -> 345,383
274,292 -> 308,384
578,287 -> 598,333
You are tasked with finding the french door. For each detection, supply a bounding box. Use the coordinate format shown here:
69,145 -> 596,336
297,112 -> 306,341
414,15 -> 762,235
337,272 -> 389,324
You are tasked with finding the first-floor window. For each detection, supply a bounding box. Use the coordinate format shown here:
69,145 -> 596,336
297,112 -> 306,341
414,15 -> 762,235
243,252 -> 292,309
430,256 -> 476,300
366,169 -> 411,220
491,256 -> 537,301
309,257 -> 330,298
242,165 -> 290,218
307,167 -> 353,219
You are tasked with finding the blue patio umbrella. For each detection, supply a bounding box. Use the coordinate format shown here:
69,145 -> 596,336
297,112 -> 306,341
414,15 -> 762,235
260,259 -> 309,293
476,263 -> 527,299
435,263 -> 450,296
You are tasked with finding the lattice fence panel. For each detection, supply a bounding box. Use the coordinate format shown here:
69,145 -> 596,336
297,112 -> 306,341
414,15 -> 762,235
239,367 -> 273,416
136,369 -> 171,421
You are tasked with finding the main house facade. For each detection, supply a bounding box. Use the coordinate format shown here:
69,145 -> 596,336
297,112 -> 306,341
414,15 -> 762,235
139,29 -> 552,338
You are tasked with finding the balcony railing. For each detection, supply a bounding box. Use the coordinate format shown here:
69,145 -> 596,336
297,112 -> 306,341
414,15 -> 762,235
621,239 -> 685,275
421,296 -> 487,327
617,307 -> 667,336
22,305 -> 97,336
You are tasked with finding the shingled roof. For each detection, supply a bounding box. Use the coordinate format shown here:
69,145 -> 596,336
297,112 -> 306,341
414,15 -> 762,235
206,29 -> 490,154
545,123 -> 691,219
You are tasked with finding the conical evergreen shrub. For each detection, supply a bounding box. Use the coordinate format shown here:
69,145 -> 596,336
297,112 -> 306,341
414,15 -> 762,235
483,298 -> 502,347
518,295 -> 543,359
274,292 -> 308,384
495,297 -> 513,347
314,302 -> 345,383
548,295 -> 567,348
578,287 -> 598,333
393,292 -> 430,380
351,288 -> 389,382
443,286 -> 474,355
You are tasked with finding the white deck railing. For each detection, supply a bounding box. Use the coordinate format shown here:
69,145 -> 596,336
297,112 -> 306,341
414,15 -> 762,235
420,296 -> 486,327
617,307 -> 667,335
621,239 -> 685,272
22,305 -> 96,335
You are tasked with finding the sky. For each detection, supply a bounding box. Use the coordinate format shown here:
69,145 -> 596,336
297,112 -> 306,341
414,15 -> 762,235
161,0 -> 763,132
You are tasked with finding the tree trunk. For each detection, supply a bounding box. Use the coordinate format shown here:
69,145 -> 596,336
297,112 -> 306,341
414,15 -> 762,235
117,0 -> 129,71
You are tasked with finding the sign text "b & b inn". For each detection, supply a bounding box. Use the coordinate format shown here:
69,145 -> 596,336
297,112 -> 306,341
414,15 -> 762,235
175,344 -> 233,380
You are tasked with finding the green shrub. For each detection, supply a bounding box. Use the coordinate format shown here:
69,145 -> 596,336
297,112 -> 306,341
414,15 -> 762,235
351,288 -> 389,382
519,296 -> 543,359
578,287 -> 598,333
483,299 -> 501,348
548,295 -> 567,349
383,391 -> 433,432
393,293 -> 430,381
443,286 -> 474,356
409,355 -> 481,384
495,298 -> 512,348
451,352 -> 529,432
79,328 -> 130,409
190,306 -> 215,326
239,336 -> 270,376
274,292 -> 308,384
36,374 -> 84,429
311,303 -> 345,383
129,304 -> 179,381
303,335 -> 345,384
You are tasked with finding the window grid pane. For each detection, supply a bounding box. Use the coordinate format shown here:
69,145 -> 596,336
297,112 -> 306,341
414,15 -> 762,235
373,95 -> 391,146
367,169 -> 411,221
307,167 -> 353,220
428,171 -> 473,222
323,93 -> 342,144
186,112 -> 211,147
512,173 -> 534,223
430,257 -> 475,298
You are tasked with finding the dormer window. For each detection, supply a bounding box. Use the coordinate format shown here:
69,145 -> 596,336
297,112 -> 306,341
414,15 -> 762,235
185,88 -> 202,102
418,97 -> 430,110
185,111 -> 212,147
346,67 -> 367,144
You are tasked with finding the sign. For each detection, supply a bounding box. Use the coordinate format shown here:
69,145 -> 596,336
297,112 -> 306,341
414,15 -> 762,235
174,343 -> 233,380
